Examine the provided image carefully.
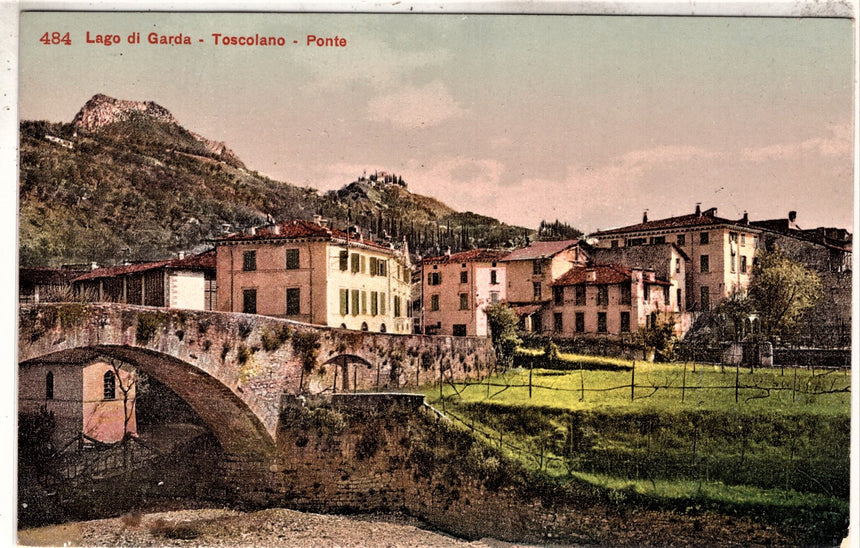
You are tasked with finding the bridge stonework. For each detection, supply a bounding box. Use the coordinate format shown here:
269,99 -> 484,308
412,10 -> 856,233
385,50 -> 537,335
18,303 -> 496,458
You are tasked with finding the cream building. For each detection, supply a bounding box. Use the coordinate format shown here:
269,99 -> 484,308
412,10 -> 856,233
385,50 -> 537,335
215,219 -> 412,334
589,206 -> 760,312
421,249 -> 508,336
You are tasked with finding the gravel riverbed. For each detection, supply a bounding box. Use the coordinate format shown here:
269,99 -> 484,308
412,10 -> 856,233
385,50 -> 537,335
18,507 -> 536,547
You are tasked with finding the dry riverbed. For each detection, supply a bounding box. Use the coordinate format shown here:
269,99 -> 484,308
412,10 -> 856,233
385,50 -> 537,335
18,507 -> 534,547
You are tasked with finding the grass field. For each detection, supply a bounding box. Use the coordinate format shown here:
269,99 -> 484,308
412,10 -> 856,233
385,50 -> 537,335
422,355 -> 851,539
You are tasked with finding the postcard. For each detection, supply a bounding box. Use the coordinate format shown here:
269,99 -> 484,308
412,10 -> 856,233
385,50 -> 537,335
12,7 -> 855,547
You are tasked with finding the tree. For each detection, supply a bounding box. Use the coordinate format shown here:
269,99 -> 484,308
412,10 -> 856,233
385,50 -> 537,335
485,303 -> 522,369
716,289 -> 755,341
748,248 -> 822,342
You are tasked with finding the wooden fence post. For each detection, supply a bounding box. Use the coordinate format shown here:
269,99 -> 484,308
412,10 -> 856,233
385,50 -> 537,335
631,360 -> 636,401
735,363 -> 740,404
682,361 -> 687,403
792,367 -> 797,403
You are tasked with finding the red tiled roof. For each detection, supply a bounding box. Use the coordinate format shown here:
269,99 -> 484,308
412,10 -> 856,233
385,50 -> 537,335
73,250 -> 215,282
553,263 -> 671,286
501,239 -> 579,261
592,208 -> 753,236
19,268 -> 87,285
422,249 -> 508,265
510,304 -> 543,317
215,219 -> 390,250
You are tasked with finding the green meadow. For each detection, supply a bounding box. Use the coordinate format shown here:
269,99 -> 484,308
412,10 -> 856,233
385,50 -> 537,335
423,355 -> 851,540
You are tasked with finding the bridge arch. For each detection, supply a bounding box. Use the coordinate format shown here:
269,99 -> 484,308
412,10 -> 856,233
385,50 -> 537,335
19,346 -> 276,458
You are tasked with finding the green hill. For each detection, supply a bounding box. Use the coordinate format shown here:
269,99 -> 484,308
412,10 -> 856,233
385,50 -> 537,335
19,94 -> 532,267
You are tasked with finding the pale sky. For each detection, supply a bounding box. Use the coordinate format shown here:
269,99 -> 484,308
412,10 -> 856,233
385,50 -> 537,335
18,12 -> 854,232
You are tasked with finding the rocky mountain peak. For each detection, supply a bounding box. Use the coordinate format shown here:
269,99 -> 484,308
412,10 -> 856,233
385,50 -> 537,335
72,94 -> 178,131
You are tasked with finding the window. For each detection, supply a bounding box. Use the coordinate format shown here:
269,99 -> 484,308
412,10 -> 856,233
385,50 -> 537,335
597,285 -> 608,306
700,232 -> 709,245
741,234 -> 746,245
553,286 -> 564,306
677,234 -> 686,246
286,288 -> 300,315
380,293 -> 386,315
361,322 -> 368,332
700,255 -> 709,273
103,370 -> 116,400
242,250 -> 256,271
459,293 -> 469,310
490,291 -> 500,304
533,260 -> 543,275
350,253 -> 360,273
361,291 -> 367,315
394,295 -> 401,317
532,314 -> 542,333
430,294 -> 440,311
45,371 -> 54,400
533,282 -> 542,301
460,270 -> 468,284
675,258 -> 681,273
205,275 -> 217,311
575,285 -> 586,306
730,232 -> 738,242
730,254 -> 736,273
677,288 -> 682,309
490,270 -> 498,285
611,240 -> 619,248
575,312 -> 585,333
371,291 -> 378,316
453,324 -> 467,337
242,289 -> 257,314
554,313 -> 563,333
627,237 -> 647,247
651,236 -> 665,244
285,249 -> 299,270
663,286 -> 670,304
339,250 -> 349,271
370,257 -> 378,275
620,312 -> 630,333
380,323 -> 387,333
340,289 -> 349,315
428,272 -> 442,285
378,260 -> 386,277
597,312 -> 607,333
644,285 -> 651,302
700,286 -> 710,310
620,284 -> 631,305
741,256 -> 748,274
351,289 -> 360,316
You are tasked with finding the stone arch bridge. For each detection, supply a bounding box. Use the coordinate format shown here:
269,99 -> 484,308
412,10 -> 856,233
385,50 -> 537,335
18,303 -> 495,459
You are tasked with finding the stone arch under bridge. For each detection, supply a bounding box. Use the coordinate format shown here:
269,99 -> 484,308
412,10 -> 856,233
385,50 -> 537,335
18,303 -> 496,456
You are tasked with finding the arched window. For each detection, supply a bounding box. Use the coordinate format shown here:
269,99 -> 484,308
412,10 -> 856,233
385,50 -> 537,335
103,370 -> 116,400
361,322 -> 368,332
45,371 -> 54,400
380,323 -> 387,333
340,323 -> 347,329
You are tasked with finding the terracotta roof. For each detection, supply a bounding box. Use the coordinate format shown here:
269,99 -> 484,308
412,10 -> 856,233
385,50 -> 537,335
510,304 -> 543,317
215,219 -> 390,251
422,249 -> 508,265
501,239 -> 579,261
553,264 -> 671,287
592,207 -> 754,236
19,268 -> 87,285
73,250 -> 215,282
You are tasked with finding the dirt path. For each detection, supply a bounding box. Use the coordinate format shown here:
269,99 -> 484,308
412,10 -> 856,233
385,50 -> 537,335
18,507 -> 537,547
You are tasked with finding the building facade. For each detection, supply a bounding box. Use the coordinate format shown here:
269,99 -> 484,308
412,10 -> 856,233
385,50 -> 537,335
500,239 -> 587,332
19,356 -> 138,446
589,206 -> 760,312
421,249 -> 507,336
215,219 -> 412,334
550,264 -> 674,337
73,251 -> 217,311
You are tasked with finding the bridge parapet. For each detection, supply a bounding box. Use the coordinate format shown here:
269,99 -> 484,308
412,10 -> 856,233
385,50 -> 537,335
19,304 -> 496,456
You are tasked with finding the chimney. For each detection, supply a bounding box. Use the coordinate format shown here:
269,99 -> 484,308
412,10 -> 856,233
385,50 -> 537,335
586,268 -> 597,282
695,203 -> 701,216
272,224 -> 281,235
246,227 -> 256,236
178,251 -> 185,260
643,210 -> 648,223
788,211 -> 797,222
742,211 -> 749,224
90,261 -> 99,270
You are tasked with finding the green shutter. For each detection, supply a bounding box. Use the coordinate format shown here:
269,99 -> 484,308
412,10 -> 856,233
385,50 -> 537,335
340,289 -> 349,315
351,289 -> 360,315
339,251 -> 348,271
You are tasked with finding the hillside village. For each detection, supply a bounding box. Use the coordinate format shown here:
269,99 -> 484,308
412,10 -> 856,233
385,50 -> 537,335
21,204 -> 852,350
